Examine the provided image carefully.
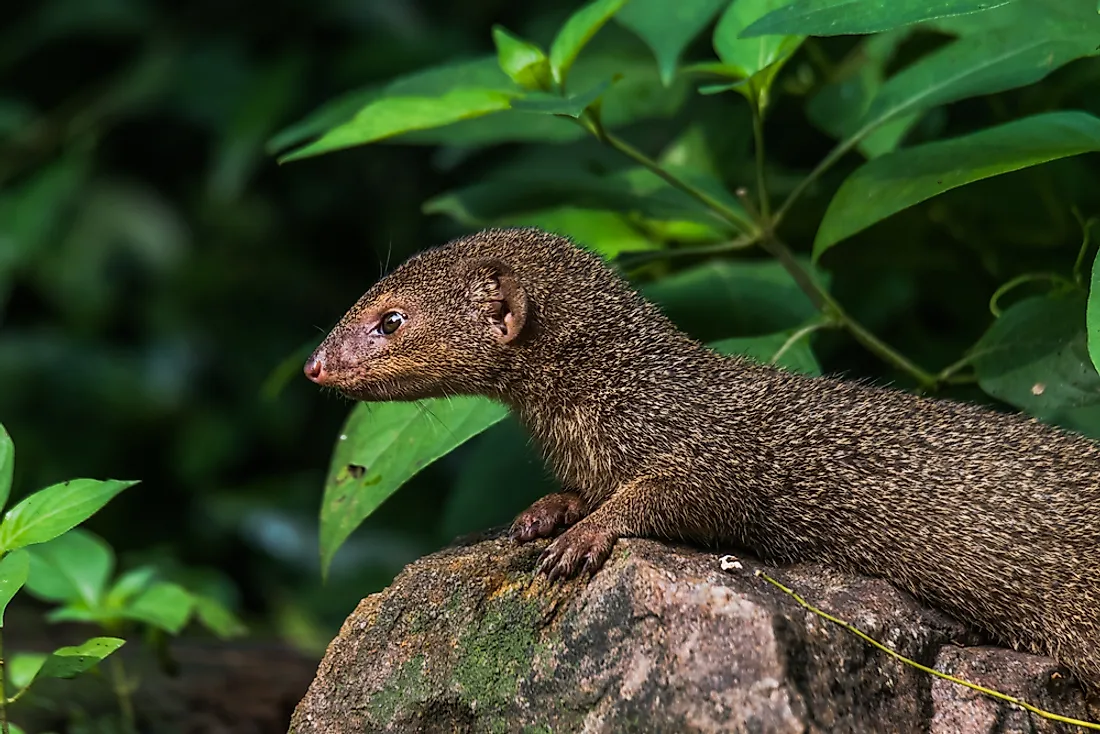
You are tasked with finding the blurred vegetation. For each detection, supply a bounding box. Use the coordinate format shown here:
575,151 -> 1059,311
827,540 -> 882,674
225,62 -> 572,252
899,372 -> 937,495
2,0 -> 1100,684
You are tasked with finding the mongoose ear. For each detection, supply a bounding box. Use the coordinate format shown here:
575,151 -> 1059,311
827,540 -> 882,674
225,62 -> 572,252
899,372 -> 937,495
471,260 -> 527,344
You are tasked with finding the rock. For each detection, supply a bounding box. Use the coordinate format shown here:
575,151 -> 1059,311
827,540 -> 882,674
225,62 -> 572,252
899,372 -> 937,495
290,531 -> 1092,733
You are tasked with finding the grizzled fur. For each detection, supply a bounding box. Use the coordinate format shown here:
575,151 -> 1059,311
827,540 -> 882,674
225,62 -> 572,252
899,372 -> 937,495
307,227 -> 1100,701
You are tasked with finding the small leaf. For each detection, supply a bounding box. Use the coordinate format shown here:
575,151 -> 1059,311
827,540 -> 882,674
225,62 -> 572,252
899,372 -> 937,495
713,0 -> 805,79
492,26 -> 552,91
0,549 -> 30,627
710,331 -> 823,376
193,594 -> 247,638
616,0 -> 730,85
25,528 -> 114,607
1089,246 -> 1100,375
279,89 -> 516,162
121,581 -> 194,634
8,724 -> 25,734
9,652 -> 47,689
549,0 -> 631,87
0,479 -> 139,553
320,397 -> 509,576
0,423 -> 12,513
104,565 -> 158,608
972,295 -> 1100,418
31,637 -> 125,681
815,112 -> 1100,257
739,0 -> 1015,37
510,80 -> 613,118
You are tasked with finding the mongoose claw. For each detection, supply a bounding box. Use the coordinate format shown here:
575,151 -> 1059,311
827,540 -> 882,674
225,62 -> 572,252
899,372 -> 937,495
536,525 -> 616,582
510,492 -> 586,543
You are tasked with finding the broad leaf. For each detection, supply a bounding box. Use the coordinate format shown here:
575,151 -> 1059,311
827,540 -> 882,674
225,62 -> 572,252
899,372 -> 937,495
25,528 -> 113,606
193,594 -> 247,638
850,27 -> 1098,146
122,581 -> 194,634
712,0 -> 804,104
497,207 -> 659,258
492,26 -> 552,91
0,549 -> 29,627
25,637 -> 125,682
643,259 -> 828,344
0,478 -> 139,553
320,397 -> 509,575
972,295 -> 1100,418
0,422 -> 12,513
266,85 -> 380,154
815,112 -> 1100,257
510,80 -> 613,117
279,88 -> 516,162
549,0 -> 630,87
710,331 -> 823,376
104,565 -> 158,608
616,0 -> 730,85
740,0 -> 1015,37
1090,246 -> 1100,375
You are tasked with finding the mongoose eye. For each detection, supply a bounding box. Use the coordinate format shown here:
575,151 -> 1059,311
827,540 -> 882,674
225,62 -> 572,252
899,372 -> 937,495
379,311 -> 406,335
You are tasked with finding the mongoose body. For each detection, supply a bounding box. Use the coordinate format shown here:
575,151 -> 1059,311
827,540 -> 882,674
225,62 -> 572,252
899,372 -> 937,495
305,227 -> 1100,700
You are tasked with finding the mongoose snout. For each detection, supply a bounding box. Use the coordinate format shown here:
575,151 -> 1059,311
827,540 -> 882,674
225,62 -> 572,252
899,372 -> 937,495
308,227 -> 1100,708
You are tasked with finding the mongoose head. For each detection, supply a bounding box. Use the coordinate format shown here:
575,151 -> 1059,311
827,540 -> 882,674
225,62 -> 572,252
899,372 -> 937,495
303,238 -> 530,402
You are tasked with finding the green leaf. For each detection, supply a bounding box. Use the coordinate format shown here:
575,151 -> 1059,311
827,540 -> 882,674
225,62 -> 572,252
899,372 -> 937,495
713,0 -> 805,79
25,528 -> 113,606
1089,246 -> 1100,375
643,259 -> 828,344
616,0 -> 730,85
8,724 -> 25,734
739,0 -> 1015,37
972,295 -> 1100,418
279,88 -> 517,162
497,207 -> 659,258
0,423 -> 12,513
710,331 -> 823,376
510,80 -> 613,118
549,0 -> 631,87
27,637 -> 125,681
10,652 -> 47,689
0,549 -> 30,627
492,26 -> 552,91
266,85 -> 380,154
0,479 -> 139,553
104,565 -> 158,608
121,581 -> 194,634
851,27 -> 1098,145
320,397 -> 509,576
192,594 -> 247,638
815,112 -> 1100,257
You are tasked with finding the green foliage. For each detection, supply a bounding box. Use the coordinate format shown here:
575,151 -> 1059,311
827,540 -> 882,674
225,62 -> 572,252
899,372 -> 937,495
0,551 -> 29,628
276,0 -> 1100,567
0,478 -> 139,554
320,398 -> 508,576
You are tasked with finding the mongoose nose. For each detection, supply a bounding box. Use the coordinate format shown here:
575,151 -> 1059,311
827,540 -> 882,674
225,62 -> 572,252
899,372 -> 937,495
304,355 -> 328,384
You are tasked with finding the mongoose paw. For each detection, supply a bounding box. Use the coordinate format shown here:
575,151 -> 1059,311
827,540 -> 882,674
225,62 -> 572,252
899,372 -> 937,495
510,492 -> 586,543
536,525 -> 616,582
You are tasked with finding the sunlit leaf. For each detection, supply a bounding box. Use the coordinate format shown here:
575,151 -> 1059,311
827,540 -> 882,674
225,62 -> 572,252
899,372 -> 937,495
26,637 -> 125,681
320,397 -> 508,576
492,26 -> 552,91
972,294 -> 1100,418
104,565 -> 158,608
9,652 -> 47,690
1087,247 -> 1100,375
616,0 -> 729,85
549,0 -> 631,87
712,0 -> 804,106
740,0 -> 1015,37
25,528 -> 113,606
815,112 -> 1100,257
121,581 -> 194,634
497,207 -> 659,258
710,331 -> 823,376
0,423 -> 12,513
0,549 -> 29,627
0,478 -> 139,553
280,89 -> 517,162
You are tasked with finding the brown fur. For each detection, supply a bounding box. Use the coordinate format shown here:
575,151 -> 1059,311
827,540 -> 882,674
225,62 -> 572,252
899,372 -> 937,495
306,227 -> 1100,701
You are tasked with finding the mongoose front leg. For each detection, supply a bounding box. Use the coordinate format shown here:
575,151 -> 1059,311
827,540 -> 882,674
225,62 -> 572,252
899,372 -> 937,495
537,477 -> 664,582
509,491 -> 587,543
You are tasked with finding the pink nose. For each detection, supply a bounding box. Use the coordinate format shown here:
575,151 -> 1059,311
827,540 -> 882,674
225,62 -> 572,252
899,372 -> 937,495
304,355 -> 328,384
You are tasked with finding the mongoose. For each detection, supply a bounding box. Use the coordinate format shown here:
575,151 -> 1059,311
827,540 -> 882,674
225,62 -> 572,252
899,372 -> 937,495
304,227 -> 1100,703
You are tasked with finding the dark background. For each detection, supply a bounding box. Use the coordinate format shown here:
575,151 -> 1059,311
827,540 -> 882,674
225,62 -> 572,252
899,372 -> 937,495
2,0 -> 1098,653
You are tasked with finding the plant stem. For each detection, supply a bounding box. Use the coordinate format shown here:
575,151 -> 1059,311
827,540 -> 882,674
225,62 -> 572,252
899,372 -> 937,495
0,627 -> 7,734
750,98 -> 771,224
770,320 -> 833,366
110,655 -> 136,733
